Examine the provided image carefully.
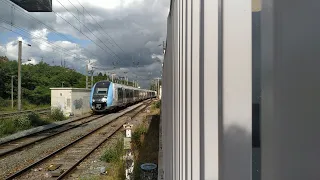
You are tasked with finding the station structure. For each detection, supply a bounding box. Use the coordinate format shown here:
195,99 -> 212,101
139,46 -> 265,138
160,0 -> 320,180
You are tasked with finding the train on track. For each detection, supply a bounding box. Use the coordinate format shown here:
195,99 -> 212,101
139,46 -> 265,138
90,80 -> 156,113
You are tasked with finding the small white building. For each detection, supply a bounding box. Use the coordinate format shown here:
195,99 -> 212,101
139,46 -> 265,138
50,88 -> 91,117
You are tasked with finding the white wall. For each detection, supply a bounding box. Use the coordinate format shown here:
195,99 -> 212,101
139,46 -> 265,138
51,88 -> 91,117
50,88 -> 72,116
161,0 -> 252,179
71,89 -> 91,116
261,0 -> 320,179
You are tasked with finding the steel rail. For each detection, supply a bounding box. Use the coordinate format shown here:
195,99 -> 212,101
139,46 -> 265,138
57,100 -> 153,179
0,115 -> 105,157
0,114 -> 93,146
5,100 -> 152,180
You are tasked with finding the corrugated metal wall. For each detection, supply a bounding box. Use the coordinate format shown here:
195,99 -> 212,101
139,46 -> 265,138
160,0 -> 252,179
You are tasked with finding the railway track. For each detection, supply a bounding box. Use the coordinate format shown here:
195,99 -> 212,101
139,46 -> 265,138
0,114 -> 105,157
0,108 -> 51,119
4,100 -> 152,180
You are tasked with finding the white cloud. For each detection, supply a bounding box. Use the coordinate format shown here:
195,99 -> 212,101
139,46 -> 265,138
0,0 -> 170,88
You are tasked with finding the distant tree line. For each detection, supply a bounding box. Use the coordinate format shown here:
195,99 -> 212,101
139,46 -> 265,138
0,58 -> 138,106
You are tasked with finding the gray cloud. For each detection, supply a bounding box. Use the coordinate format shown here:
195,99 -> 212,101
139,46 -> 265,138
0,0 -> 169,88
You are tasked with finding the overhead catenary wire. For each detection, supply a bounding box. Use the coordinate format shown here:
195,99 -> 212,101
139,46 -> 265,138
0,23 -> 87,63
0,0 -> 102,60
55,0 -> 122,62
0,0 -> 152,81
74,0 -> 126,54
1,0 -> 105,60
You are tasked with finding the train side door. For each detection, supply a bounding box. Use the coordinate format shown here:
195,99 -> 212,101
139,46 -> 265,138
124,89 -> 128,104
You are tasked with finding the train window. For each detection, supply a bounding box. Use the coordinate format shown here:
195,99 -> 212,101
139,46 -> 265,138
130,90 -> 133,98
93,81 -> 110,95
118,88 -> 123,100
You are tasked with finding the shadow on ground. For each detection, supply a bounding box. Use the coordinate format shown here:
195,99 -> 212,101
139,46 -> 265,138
132,114 -> 160,179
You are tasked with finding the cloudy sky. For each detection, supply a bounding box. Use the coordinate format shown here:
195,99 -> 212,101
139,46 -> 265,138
0,0 -> 170,88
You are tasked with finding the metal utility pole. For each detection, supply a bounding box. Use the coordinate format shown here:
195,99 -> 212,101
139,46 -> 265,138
124,72 -> 128,85
11,76 -> 14,109
91,70 -> 94,86
17,41 -> 22,111
155,77 -> 161,98
111,73 -> 116,82
86,64 -> 88,89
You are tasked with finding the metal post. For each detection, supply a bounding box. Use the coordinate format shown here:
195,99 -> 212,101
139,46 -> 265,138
91,70 -> 94,86
123,123 -> 134,179
86,64 -> 88,89
17,40 -> 22,111
124,72 -> 128,85
11,76 -> 13,109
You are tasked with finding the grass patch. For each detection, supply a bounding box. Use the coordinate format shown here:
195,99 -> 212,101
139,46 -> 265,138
79,176 -> 101,180
132,125 -> 147,149
151,100 -> 161,110
100,138 -> 126,180
0,112 -> 50,138
150,100 -> 161,115
0,99 -> 50,112
101,139 -> 123,163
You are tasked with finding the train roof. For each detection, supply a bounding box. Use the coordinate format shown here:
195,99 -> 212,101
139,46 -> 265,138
95,80 -> 156,92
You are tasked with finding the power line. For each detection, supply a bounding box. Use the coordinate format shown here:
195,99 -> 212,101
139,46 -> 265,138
74,0 -> 126,54
55,0 -> 122,62
0,22 -> 80,59
0,0 -> 101,60
0,23 -> 87,63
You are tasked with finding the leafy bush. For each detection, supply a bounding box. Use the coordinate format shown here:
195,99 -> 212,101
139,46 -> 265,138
0,112 -> 52,138
27,112 -> 49,126
132,125 -> 147,149
100,139 -> 123,163
0,119 -> 16,137
13,115 -> 32,130
49,107 -> 66,121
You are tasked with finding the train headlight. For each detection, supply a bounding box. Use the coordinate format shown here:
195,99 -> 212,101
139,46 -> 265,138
92,99 -> 95,102
101,97 -> 107,102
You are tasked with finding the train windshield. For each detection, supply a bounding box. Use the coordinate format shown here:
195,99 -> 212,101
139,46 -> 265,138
93,81 -> 110,95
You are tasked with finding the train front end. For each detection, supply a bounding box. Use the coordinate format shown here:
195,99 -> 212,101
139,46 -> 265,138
90,81 -> 113,113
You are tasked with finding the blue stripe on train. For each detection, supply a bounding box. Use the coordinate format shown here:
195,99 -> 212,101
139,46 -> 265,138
107,82 -> 113,107
89,83 -> 96,109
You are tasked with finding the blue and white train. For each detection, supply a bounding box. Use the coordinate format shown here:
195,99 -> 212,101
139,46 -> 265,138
90,80 -> 156,113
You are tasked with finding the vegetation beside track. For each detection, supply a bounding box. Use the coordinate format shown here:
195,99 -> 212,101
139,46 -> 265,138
99,138 -> 126,180
132,100 -> 161,179
0,107 -> 66,138
82,100 -> 161,180
0,59 -> 157,112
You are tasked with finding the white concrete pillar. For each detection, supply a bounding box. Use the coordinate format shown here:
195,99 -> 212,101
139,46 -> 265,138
261,0 -> 320,179
222,0 -> 252,179
162,0 -> 251,179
